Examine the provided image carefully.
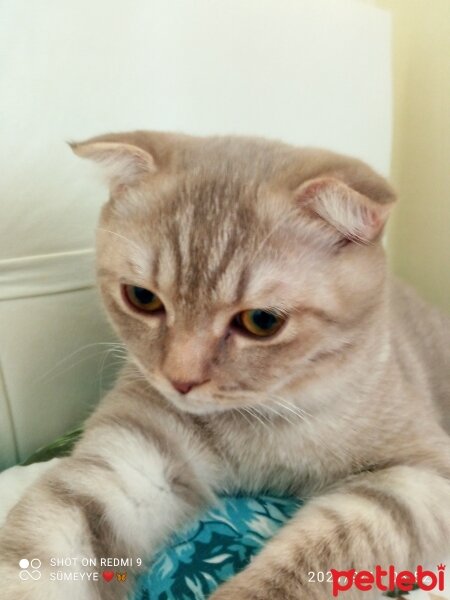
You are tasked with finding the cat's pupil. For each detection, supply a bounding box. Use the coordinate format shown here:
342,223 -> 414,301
134,287 -> 155,304
251,310 -> 278,330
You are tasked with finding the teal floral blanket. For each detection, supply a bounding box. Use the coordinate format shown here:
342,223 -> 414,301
134,496 -> 300,600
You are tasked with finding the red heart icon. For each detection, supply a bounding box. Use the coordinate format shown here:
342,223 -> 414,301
102,571 -> 114,582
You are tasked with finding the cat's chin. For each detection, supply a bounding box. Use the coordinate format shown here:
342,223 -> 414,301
167,387 -> 245,415
165,396 -> 232,416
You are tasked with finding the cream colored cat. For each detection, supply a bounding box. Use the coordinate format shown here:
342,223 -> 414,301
0,131 -> 449,600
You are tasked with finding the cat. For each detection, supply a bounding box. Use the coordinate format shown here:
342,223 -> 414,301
0,131 -> 449,600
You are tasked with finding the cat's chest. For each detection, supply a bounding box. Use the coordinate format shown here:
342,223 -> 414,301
212,420 -> 328,495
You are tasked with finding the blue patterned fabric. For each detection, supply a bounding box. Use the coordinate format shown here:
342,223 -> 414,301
133,496 -> 301,600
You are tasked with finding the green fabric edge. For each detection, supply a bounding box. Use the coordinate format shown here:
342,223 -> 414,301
21,427 -> 83,466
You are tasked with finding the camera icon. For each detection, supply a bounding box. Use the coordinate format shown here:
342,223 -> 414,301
19,558 -> 42,581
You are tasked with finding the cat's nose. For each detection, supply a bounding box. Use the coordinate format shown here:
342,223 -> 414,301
170,379 -> 205,395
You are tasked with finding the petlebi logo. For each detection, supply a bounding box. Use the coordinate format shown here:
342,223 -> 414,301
19,558 -> 42,581
330,564 -> 446,596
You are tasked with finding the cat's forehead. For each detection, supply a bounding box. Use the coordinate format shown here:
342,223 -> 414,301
152,175 -> 277,305
112,171 -> 303,314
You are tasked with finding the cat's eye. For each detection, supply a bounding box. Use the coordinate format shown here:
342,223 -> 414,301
123,285 -> 164,313
233,309 -> 286,338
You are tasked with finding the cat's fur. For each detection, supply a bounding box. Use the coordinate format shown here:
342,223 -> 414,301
0,131 -> 449,599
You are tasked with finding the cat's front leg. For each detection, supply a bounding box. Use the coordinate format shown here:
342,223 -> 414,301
0,394 -> 219,600
211,462 -> 450,600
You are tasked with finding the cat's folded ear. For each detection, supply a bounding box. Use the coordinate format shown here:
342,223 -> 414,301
295,173 -> 396,245
69,134 -> 158,194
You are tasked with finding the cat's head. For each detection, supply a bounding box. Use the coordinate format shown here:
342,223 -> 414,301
72,131 -> 395,415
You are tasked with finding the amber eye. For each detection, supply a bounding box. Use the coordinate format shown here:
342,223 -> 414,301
124,285 -> 164,313
233,309 -> 286,338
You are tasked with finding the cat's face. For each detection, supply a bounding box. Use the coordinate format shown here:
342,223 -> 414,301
73,132 -> 395,415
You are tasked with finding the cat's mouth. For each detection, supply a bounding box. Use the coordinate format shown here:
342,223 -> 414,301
130,357 -> 257,415
159,385 -> 235,415
147,374 -> 253,415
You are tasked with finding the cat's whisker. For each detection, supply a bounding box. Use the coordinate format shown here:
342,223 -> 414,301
235,408 -> 255,429
245,207 -> 297,268
240,406 -> 257,425
274,402 -> 309,427
242,406 -> 272,432
270,397 -> 308,422
111,348 -> 128,357
272,396 -> 315,422
105,359 -> 128,369
34,342 -> 126,384
97,227 -> 144,254
255,406 -> 274,424
271,397 -> 340,456
263,403 -> 297,426
98,347 -> 128,393
35,347 -> 125,387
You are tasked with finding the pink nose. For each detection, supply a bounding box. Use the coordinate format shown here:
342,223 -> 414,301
171,380 -> 196,395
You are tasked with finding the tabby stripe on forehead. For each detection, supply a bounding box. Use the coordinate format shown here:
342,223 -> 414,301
233,265 -> 250,304
349,484 -> 422,559
168,223 -> 183,294
186,220 -> 208,293
151,247 -> 160,288
207,226 -> 239,292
